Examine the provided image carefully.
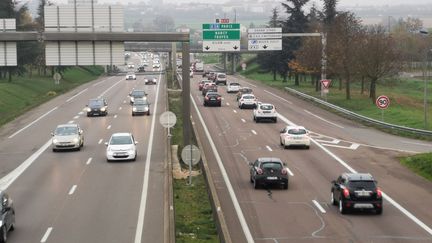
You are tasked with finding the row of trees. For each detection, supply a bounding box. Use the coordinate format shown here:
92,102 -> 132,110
256,0 -> 431,103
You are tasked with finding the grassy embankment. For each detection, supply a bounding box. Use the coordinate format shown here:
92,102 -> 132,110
0,66 -> 104,127
167,75 -> 219,243
238,57 -> 432,181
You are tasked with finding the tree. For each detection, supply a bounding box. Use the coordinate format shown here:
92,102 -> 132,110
0,0 -> 15,18
359,25 -> 401,103
280,0 -> 310,82
322,0 -> 338,27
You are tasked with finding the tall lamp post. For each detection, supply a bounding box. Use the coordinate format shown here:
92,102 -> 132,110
420,29 -> 430,129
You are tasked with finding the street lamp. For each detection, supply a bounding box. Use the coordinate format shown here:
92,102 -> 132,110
420,29 -> 430,129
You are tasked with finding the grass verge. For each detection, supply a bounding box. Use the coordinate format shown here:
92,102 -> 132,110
400,154 -> 432,181
168,78 -> 219,243
0,66 -> 104,127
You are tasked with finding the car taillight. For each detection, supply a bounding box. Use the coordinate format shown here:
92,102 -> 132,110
376,188 -> 382,198
256,168 -> 263,175
281,168 -> 288,175
217,97 -> 221,100
343,188 -> 350,198
205,97 -> 209,100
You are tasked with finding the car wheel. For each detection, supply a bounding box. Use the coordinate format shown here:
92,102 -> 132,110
253,179 -> 259,189
52,148 -> 57,152
132,113 -> 135,116
0,226 -> 7,243
240,104 -> 244,109
305,145 -> 310,150
203,103 -> 207,106
219,103 -> 222,107
274,117 -> 277,123
133,153 -> 137,161
331,191 -> 337,205
77,146 -> 81,151
339,199 -> 347,214
376,207 -> 383,215
147,111 -> 150,116
256,118 -> 260,123
283,183 -> 288,190
250,175 -> 253,183
106,159 -> 111,162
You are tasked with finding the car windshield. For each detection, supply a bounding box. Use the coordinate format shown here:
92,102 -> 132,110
288,128 -> 307,135
89,99 -> 104,107
230,83 -> 239,86
218,74 -> 226,78
260,105 -> 273,110
134,99 -> 149,105
132,91 -> 145,97
261,162 -> 282,170
55,126 -> 78,136
348,181 -> 376,190
110,135 -> 133,145
243,95 -> 255,99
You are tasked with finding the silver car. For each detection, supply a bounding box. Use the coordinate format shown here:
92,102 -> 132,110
51,124 -> 84,152
105,133 -> 138,162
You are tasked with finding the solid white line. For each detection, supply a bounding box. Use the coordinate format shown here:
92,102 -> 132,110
8,107 -> 58,138
0,140 -> 51,190
92,79 -> 106,86
251,130 -> 257,135
321,143 -> 359,150
98,139 -> 103,144
401,141 -> 432,147
114,115 -> 118,119
86,157 -> 92,165
233,110 -> 237,113
266,145 -> 272,151
312,200 -> 326,214
134,70 -> 162,243
66,88 -> 88,102
314,138 -> 340,144
40,227 -> 53,243
107,125 -> 111,130
286,167 -> 294,177
73,116 -> 79,119
241,119 -> 246,123
78,111 -> 84,115
68,185 -> 77,195
191,93 -> 255,243
304,110 -> 344,129
242,81 -> 257,88
278,112 -> 432,236
264,90 -> 293,104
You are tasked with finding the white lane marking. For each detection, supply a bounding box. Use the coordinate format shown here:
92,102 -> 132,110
68,120 -> 74,124
78,111 -> 84,115
315,138 -> 340,144
114,115 -> 118,119
0,140 -> 51,190
107,125 -> 111,130
134,70 -> 162,243
286,167 -> 294,176
99,79 -> 123,98
73,115 -> 79,119
312,200 -> 326,214
40,227 -> 53,243
92,78 -> 110,87
266,145 -> 273,151
66,88 -> 88,102
321,143 -> 360,150
241,119 -> 246,123
242,81 -> 257,88
350,143 -> 360,150
86,158 -> 92,165
123,100 -> 126,104
233,110 -> 237,113
251,130 -> 257,135
304,110 -> 345,129
401,141 -> 432,147
264,90 -> 293,104
98,139 -> 103,144
278,112 -> 432,236
191,93 -> 254,243
226,102 -> 230,106
8,107 -> 58,139
68,185 -> 77,195
119,107 -> 122,110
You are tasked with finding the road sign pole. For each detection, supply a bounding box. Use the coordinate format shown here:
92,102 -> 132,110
189,145 -> 192,185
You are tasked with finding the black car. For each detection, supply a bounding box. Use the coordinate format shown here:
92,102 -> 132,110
132,98 -> 151,116
0,191 -> 15,243
249,158 -> 288,189
86,98 -> 108,117
203,92 -> 222,107
331,173 -> 383,214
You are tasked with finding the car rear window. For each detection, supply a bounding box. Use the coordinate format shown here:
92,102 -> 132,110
260,105 -> 273,110
110,136 -> 133,145
261,162 -> 282,170
288,129 -> 307,135
217,74 -> 226,78
230,83 -> 240,86
243,95 -> 255,99
348,181 -> 376,190
132,91 -> 145,97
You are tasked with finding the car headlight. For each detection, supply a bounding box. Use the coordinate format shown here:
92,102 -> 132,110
143,107 -> 149,111
128,149 -> 135,154
73,138 -> 79,144
100,107 -> 106,112
131,97 -> 135,102
53,139 -> 58,144
86,107 -> 91,112
133,107 -> 137,111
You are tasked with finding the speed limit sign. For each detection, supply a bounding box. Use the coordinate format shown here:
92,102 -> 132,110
376,95 -> 390,109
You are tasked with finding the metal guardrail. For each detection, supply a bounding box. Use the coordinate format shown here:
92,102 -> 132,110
284,87 -> 432,136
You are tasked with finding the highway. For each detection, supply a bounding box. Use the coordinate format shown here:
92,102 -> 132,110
0,54 -> 168,243
190,71 -> 432,243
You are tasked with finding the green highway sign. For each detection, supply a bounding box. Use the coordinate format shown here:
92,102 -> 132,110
203,30 -> 240,40
202,23 -> 240,30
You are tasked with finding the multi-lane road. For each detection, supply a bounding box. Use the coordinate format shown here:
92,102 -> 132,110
190,71 -> 432,242
0,53 -> 431,243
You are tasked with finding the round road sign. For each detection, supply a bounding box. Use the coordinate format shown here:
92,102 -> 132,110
159,111 -> 177,128
181,145 -> 201,166
53,72 -> 61,84
376,95 -> 390,109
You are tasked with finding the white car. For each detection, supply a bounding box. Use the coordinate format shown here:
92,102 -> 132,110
253,103 -> 277,123
51,124 -> 84,151
227,82 -> 240,93
105,133 -> 138,161
153,63 -> 161,68
126,73 -> 136,80
145,77 -> 157,85
279,126 -> 310,149
238,94 -> 258,109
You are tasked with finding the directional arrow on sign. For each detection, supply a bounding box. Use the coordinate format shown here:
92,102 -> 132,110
233,45 -> 238,50
263,45 -> 268,49
205,46 -> 210,50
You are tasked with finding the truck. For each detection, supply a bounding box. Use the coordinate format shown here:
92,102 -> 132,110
194,61 -> 204,72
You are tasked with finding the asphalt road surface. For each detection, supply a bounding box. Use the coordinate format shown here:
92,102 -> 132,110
190,72 -> 432,243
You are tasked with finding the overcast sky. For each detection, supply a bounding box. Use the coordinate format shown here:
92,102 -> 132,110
48,0 -> 432,6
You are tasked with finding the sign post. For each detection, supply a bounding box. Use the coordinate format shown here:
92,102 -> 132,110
376,95 -> 390,121
202,23 -> 241,52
